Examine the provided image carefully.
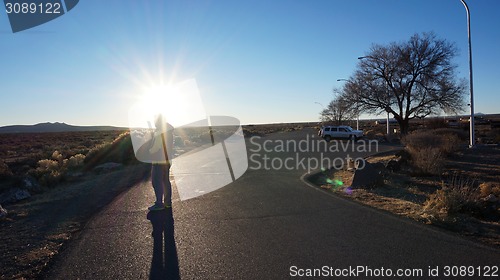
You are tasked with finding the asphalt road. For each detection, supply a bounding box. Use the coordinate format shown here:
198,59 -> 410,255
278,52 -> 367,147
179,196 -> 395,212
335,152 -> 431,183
46,128 -> 500,279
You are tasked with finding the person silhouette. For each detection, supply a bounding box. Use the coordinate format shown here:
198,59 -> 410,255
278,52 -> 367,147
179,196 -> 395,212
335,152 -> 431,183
148,114 -> 174,211
147,208 -> 180,279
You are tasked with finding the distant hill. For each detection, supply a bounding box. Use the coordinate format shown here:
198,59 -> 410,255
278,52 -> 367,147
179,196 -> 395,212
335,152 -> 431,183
0,122 -> 128,133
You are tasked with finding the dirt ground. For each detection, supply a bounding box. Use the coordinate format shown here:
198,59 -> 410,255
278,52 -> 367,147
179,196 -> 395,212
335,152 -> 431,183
0,164 -> 150,280
310,145 -> 500,248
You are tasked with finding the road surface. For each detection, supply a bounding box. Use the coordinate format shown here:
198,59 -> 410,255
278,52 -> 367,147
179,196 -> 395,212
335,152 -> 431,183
46,128 -> 500,279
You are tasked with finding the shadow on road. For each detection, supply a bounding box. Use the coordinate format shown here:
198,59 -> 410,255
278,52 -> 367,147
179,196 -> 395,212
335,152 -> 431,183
147,209 -> 180,280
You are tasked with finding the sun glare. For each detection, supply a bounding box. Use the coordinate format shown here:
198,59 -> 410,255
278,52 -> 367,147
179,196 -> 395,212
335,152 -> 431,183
128,79 -> 206,129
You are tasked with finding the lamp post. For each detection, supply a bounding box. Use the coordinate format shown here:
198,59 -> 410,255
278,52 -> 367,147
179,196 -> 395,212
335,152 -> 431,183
314,101 -> 324,108
358,56 -> 390,135
315,101 -> 325,125
337,78 -> 359,130
460,0 -> 475,148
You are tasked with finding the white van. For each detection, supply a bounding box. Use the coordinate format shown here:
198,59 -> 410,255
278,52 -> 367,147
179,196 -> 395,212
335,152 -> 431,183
318,125 -> 363,141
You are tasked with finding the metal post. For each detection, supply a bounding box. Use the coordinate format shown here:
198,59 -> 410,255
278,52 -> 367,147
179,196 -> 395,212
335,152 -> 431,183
386,84 -> 390,135
386,112 -> 390,135
460,0 -> 475,148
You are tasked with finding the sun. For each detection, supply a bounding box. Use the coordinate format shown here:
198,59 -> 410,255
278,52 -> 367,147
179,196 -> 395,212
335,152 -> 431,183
128,79 -> 206,129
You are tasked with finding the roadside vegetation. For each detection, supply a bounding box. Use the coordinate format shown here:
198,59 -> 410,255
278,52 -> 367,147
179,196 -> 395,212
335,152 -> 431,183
402,128 -> 466,175
0,123 -> 310,200
0,130 -> 127,191
310,125 -> 500,247
314,32 -> 499,244
0,130 -> 152,279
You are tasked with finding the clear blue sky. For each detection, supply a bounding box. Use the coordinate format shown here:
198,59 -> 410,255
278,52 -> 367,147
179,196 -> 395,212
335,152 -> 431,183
0,0 -> 499,127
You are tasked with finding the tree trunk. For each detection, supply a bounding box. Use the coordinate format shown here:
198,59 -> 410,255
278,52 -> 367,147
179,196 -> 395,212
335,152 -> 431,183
399,118 -> 410,135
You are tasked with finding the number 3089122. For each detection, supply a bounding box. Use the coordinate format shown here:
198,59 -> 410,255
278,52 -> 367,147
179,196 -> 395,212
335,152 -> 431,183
5,2 -> 62,14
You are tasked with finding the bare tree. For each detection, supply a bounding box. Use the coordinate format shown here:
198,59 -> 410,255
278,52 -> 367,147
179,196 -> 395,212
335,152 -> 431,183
320,90 -> 356,125
344,32 -> 466,134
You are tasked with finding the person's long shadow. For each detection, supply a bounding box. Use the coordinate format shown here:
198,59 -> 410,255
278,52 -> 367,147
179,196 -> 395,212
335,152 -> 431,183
147,208 -> 180,280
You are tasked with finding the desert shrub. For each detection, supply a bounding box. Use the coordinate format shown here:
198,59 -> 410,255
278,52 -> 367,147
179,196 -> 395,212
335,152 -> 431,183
406,146 -> 444,175
426,118 -> 448,129
34,158 -> 64,186
486,128 -> 500,144
0,131 -> 126,182
84,142 -> 112,165
403,130 -> 442,148
52,150 -> 64,164
83,132 -> 138,170
403,131 -> 444,175
433,128 -> 468,141
31,152 -> 86,186
174,136 -> 184,147
479,182 -> 500,198
64,153 -> 86,170
402,129 -> 462,174
431,129 -> 463,155
195,130 -> 214,143
0,159 -> 14,180
424,176 -> 480,217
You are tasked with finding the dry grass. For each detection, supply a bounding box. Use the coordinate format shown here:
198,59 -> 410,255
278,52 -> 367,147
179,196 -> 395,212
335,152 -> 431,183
0,131 -> 137,190
479,182 -> 500,197
423,176 -> 481,218
309,145 -> 500,248
0,159 -> 13,180
407,146 -> 444,175
0,164 -> 150,279
0,130 -> 126,185
402,129 -> 463,175
242,123 -> 314,137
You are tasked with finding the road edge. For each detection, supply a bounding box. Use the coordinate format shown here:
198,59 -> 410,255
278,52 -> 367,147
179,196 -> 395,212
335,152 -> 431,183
299,146 -> 500,252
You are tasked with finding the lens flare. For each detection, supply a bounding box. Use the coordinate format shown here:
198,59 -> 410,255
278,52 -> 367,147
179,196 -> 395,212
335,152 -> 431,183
344,187 -> 353,195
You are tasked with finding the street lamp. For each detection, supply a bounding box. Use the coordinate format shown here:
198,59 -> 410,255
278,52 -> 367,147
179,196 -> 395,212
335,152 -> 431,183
314,101 -> 324,108
315,101 -> 325,124
358,56 -> 390,135
460,0 -> 475,148
337,78 -> 359,130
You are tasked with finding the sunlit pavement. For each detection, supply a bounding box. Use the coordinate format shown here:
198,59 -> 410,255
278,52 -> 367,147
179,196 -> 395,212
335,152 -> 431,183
46,129 -> 500,279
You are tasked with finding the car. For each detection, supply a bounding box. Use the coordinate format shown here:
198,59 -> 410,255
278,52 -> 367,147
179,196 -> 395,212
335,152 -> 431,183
318,125 -> 363,141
